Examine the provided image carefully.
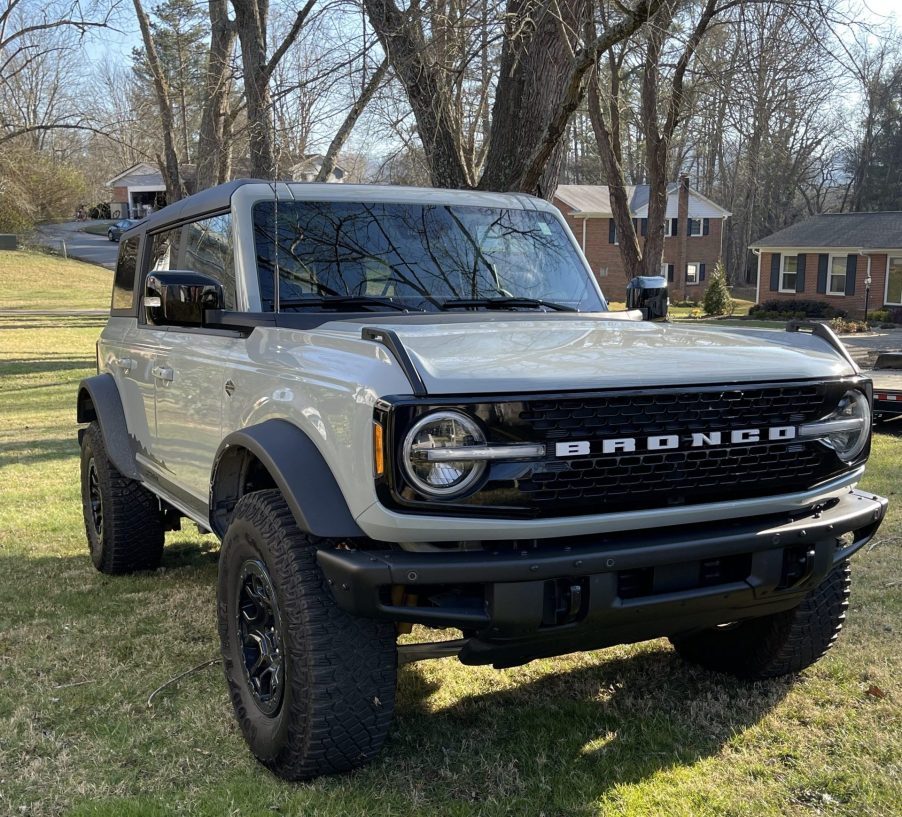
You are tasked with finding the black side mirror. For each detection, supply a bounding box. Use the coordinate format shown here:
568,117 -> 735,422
145,271 -> 224,326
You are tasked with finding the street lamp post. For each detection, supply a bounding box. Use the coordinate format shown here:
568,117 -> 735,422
864,275 -> 872,323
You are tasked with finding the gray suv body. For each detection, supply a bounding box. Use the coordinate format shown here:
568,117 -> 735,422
76,180 -> 887,780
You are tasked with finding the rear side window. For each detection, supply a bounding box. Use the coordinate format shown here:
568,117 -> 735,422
112,236 -> 140,312
149,213 -> 236,309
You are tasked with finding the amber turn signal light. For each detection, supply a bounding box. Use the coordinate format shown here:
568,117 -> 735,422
373,421 -> 385,476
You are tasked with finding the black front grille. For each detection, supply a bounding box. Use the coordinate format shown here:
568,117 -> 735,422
380,379 -> 861,518
515,382 -> 848,514
519,384 -> 827,438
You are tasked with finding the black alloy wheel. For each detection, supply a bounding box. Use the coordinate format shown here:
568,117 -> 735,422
236,559 -> 284,716
86,457 -> 103,543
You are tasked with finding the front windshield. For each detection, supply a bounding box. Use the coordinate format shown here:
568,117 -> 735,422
253,200 -> 605,312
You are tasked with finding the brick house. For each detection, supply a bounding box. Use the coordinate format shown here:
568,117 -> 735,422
553,178 -> 731,302
750,213 -> 902,318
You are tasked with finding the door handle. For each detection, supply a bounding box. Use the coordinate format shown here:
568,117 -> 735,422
152,365 -> 174,382
113,357 -> 136,371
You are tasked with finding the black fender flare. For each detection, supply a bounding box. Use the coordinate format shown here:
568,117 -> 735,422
76,374 -> 140,480
210,419 -> 364,539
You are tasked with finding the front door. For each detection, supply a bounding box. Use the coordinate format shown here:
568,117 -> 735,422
153,328 -> 242,505
144,212 -> 240,511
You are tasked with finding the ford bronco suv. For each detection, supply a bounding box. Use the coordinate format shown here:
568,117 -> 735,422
77,180 -> 887,780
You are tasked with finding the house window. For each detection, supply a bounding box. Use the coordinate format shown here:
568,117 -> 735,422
827,255 -> 847,295
686,262 -> 700,284
661,263 -> 668,277
664,220 -> 673,237
688,219 -> 702,236
780,256 -> 798,292
886,256 -> 902,305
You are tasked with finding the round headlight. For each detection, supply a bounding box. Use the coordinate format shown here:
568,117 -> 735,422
820,389 -> 871,462
402,411 -> 487,498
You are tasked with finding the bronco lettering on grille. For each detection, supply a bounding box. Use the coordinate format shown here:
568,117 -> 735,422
555,426 -> 797,457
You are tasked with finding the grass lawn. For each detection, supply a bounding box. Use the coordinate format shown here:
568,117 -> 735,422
0,272 -> 900,816
606,299 -> 759,322
0,250 -> 111,311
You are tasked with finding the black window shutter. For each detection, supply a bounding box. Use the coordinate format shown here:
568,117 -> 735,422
671,218 -> 678,237
641,218 -> 648,237
703,218 -> 710,235
608,219 -> 616,244
796,254 -> 806,292
845,255 -> 857,295
667,264 -> 674,282
769,253 -> 781,291
817,254 -> 828,293
687,219 -> 693,236
700,263 -> 707,281
632,218 -> 639,234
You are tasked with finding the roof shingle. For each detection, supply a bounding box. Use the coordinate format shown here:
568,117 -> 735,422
751,212 -> 902,250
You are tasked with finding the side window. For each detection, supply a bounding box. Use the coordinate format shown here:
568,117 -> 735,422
112,236 -> 140,312
149,213 -> 237,309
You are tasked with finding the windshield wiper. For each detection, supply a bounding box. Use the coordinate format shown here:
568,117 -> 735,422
278,296 -> 419,312
437,297 -> 577,312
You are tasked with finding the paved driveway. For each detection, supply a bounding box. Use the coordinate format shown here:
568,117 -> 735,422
35,222 -> 119,269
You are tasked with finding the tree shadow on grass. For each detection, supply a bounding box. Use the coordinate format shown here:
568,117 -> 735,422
0,357 -> 96,375
0,435 -> 79,466
162,535 -> 221,570
385,648 -> 792,810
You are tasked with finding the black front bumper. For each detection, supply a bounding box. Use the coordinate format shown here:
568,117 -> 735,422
317,490 -> 887,667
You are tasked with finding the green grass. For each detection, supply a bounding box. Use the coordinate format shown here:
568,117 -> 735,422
0,250 -> 111,310
1,269 -> 900,815
607,299 -> 758,322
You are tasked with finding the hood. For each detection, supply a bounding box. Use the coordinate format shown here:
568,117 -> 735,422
328,315 -> 856,395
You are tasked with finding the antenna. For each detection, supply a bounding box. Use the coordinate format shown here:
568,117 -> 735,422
271,106 -> 280,314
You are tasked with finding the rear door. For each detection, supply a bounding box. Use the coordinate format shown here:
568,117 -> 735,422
102,234 -> 162,463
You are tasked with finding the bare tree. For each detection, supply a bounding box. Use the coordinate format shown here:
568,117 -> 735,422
588,0 -> 729,285
315,56 -> 388,181
363,0 -> 667,196
196,0 -> 238,189
0,0 -> 117,146
230,0 -> 316,177
132,0 -> 184,203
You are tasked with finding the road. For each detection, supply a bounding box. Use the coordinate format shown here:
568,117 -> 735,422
35,221 -> 119,269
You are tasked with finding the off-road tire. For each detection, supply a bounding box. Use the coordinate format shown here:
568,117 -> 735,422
217,489 -> 397,780
80,421 -> 165,573
670,561 -> 852,679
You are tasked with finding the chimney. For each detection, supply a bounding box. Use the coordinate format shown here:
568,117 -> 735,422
676,173 -> 690,301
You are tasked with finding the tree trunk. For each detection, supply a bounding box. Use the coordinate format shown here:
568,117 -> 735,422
196,0 -> 236,190
478,0 -> 592,197
315,58 -> 388,183
132,0 -> 183,204
231,0 -> 274,178
362,0 -> 471,188
365,0 -> 665,195
588,71 -> 641,275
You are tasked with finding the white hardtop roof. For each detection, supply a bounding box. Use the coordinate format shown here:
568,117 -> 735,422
137,180 -> 557,234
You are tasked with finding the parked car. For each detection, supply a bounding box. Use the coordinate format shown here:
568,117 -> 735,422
107,219 -> 138,242
77,180 -> 887,781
